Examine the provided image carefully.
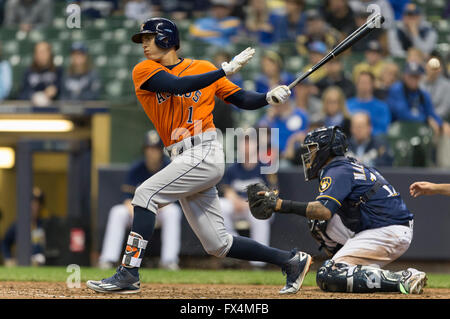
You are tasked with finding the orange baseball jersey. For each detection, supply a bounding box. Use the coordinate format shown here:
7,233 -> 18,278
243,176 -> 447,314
132,58 -> 241,147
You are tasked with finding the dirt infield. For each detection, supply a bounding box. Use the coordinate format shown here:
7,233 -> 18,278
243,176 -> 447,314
1,281 -> 449,299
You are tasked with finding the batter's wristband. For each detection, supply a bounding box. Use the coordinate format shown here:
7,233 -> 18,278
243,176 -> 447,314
279,200 -> 308,217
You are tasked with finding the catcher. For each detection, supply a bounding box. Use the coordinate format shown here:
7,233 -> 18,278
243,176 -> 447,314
247,126 -> 428,294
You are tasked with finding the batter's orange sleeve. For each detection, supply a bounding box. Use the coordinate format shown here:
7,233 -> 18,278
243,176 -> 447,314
132,59 -> 165,91
215,76 -> 242,102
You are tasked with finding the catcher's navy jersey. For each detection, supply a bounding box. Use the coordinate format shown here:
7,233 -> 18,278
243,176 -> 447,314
316,156 -> 413,231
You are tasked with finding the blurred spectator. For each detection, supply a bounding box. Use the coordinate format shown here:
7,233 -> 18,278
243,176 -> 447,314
376,61 -> 399,100
421,57 -> 450,122
0,42 -> 12,101
76,0 -> 119,19
98,131 -> 182,270
296,9 -> 341,56
4,0 -> 53,31
302,41 -> 328,84
388,0 -> 410,20
258,99 -> 309,156
20,41 -> 63,106
268,0 -> 306,43
387,3 -> 437,58
386,62 -> 444,137
151,0 -> 209,19
244,0 -> 273,45
294,79 -> 322,124
212,50 -> 240,132
321,0 -> 357,36
348,0 -> 395,29
189,0 -> 241,47
61,42 -> 101,101
347,112 -> 394,167
406,47 -> 425,65
353,40 -> 387,88
319,86 -> 351,136
0,0 -> 5,25
445,1 -> 450,19
316,57 -> 355,98
347,71 -> 391,135
2,187 -> 48,267
255,50 -> 295,96
351,9 -> 387,53
218,135 -> 274,268
124,0 -> 153,21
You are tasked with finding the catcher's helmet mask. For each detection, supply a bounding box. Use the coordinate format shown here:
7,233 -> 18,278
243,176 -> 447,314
132,17 -> 180,50
301,126 -> 348,181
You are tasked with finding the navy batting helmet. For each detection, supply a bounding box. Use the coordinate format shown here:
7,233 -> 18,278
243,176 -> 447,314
300,126 -> 348,181
132,17 -> 180,50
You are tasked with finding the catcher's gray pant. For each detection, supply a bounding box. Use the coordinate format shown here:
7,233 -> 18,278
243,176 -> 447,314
325,214 -> 413,267
132,131 -> 233,257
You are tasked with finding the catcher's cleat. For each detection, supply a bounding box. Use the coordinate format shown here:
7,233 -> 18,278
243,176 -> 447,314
279,250 -> 312,295
399,268 -> 427,295
86,266 -> 140,294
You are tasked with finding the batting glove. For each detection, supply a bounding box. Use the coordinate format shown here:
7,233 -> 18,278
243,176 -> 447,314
266,85 -> 291,106
221,47 -> 255,76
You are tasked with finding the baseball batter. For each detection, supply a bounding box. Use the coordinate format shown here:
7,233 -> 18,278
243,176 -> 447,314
247,126 -> 428,294
87,17 -> 312,294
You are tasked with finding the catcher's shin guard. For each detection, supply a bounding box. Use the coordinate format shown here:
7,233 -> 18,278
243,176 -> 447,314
316,260 -> 407,293
122,232 -> 148,268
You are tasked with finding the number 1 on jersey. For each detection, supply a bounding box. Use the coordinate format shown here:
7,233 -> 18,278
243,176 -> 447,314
187,106 -> 193,124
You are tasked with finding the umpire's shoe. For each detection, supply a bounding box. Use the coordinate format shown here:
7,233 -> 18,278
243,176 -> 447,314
399,268 -> 427,295
279,250 -> 312,295
86,266 -> 140,294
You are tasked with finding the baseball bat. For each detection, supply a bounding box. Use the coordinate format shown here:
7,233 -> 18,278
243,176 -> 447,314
271,13 -> 385,104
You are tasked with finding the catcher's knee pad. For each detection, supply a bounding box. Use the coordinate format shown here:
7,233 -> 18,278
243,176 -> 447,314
316,259 -> 403,293
316,259 -> 351,292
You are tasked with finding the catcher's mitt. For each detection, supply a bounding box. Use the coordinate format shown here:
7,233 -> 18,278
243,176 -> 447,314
246,183 -> 278,220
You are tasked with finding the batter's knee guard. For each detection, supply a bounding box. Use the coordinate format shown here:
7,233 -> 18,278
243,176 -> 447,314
203,233 -> 233,258
316,259 -> 403,293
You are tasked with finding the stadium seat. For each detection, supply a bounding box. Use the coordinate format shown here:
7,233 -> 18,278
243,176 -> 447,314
387,121 -> 434,167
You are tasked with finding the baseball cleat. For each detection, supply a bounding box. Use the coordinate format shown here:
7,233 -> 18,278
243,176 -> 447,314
399,268 -> 427,295
86,266 -> 141,294
279,250 -> 312,295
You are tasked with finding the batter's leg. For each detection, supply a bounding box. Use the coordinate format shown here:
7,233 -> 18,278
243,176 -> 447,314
180,187 -> 312,294
218,197 -> 239,237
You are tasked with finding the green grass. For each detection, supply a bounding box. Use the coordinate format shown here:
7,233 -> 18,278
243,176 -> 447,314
0,267 -> 449,289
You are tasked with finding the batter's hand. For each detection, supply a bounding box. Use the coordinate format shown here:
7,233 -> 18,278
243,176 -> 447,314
409,181 -> 437,197
266,85 -> 291,106
221,47 -> 255,75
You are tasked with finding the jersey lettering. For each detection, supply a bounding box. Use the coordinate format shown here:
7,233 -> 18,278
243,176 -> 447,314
382,185 -> 399,197
156,90 -> 202,105
351,162 -> 366,180
187,106 -> 193,124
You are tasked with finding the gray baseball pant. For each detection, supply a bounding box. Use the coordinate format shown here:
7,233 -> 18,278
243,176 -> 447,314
131,132 -> 233,257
